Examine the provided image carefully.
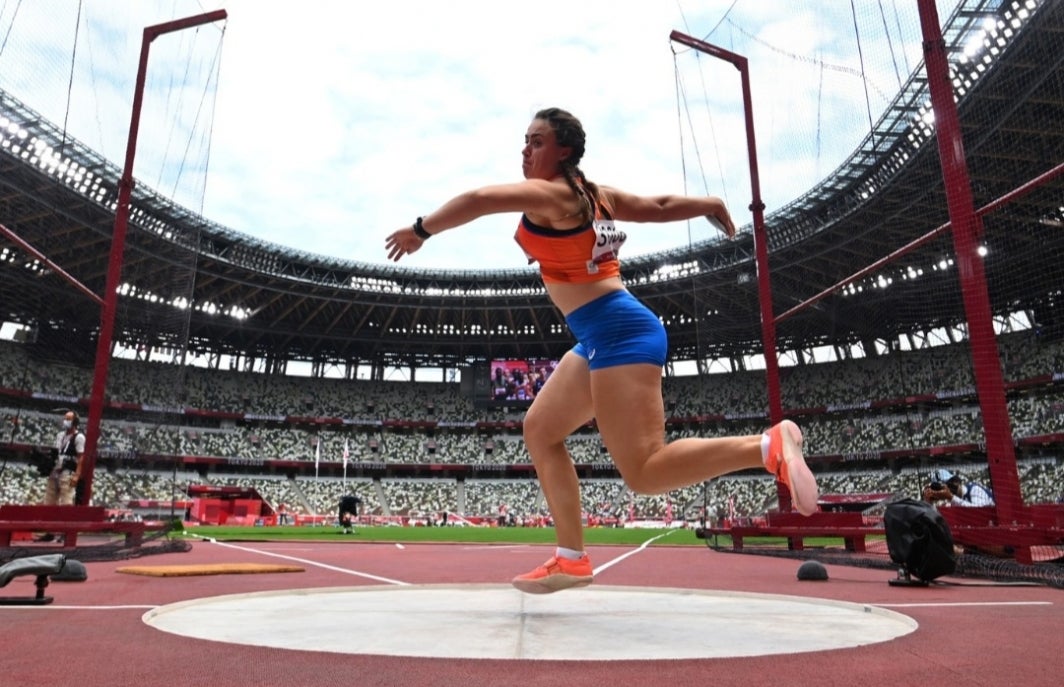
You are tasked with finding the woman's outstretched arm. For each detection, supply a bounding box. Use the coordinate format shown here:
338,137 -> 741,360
601,186 -> 737,238
385,179 -> 568,261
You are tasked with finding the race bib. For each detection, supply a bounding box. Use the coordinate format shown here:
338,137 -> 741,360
588,219 -> 626,272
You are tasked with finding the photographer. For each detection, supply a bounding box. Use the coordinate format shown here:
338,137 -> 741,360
338,495 -> 361,534
922,469 -> 995,507
34,410 -> 86,542
44,410 -> 85,507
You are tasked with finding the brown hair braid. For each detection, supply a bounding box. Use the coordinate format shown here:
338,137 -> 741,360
534,107 -> 601,223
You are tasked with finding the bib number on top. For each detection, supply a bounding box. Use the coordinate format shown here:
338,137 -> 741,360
587,219 -> 626,273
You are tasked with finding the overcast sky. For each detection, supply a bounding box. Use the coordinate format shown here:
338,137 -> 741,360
0,0 -> 958,272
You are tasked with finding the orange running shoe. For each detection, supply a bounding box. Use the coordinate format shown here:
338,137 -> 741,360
764,420 -> 819,516
511,554 -> 594,594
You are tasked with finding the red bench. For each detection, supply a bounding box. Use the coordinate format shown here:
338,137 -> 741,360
0,505 -> 153,548
938,504 -> 1064,564
699,512 -> 884,553
713,525 -> 881,552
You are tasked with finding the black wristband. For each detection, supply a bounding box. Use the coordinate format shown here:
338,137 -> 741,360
413,217 -> 431,240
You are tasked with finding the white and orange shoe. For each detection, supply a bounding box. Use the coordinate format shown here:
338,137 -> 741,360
511,554 -> 594,594
764,420 -> 819,515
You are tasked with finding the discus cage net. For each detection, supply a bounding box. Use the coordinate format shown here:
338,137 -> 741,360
672,0 -> 1063,586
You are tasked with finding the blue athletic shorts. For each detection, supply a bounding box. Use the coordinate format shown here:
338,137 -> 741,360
567,289 -> 668,370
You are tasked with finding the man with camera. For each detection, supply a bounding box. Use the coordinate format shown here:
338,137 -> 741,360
34,410 -> 86,542
44,410 -> 86,507
338,494 -> 361,534
922,468 -> 995,507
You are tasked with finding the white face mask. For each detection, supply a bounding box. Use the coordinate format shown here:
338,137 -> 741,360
62,419 -> 73,430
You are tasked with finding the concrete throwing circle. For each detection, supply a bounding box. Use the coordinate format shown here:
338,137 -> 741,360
144,584 -> 917,660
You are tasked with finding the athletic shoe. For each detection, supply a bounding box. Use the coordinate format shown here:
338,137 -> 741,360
764,420 -> 819,516
511,554 -> 593,594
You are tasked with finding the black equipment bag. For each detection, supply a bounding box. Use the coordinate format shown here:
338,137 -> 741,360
884,498 -> 957,582
29,448 -> 54,477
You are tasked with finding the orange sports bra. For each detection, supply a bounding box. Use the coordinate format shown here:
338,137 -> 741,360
514,197 -> 627,284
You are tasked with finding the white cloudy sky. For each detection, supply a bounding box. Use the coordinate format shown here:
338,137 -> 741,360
0,0 -> 959,271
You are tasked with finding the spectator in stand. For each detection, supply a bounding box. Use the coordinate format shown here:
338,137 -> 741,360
923,469 -> 995,507
385,107 -> 818,594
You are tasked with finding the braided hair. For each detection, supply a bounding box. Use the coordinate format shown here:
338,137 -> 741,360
534,107 -> 601,224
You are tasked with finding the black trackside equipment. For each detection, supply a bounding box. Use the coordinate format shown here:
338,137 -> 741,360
884,498 -> 957,586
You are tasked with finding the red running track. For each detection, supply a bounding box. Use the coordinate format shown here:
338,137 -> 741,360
1,539 -> 1060,687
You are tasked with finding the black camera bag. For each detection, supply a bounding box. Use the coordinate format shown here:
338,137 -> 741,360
29,448 -> 54,477
884,498 -> 957,582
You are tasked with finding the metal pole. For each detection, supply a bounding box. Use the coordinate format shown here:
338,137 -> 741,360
669,31 -> 791,511
80,10 -> 227,505
916,0 -> 1023,526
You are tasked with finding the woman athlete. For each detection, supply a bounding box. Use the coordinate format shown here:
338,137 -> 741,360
386,107 -> 818,594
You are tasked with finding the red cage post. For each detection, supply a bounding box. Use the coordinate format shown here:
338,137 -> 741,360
80,10 -> 227,506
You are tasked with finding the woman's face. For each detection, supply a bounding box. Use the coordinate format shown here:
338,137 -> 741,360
522,118 -> 570,180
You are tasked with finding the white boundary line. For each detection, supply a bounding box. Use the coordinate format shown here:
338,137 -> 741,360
197,536 -> 410,586
874,601 -> 1053,608
592,530 -> 680,575
193,530 -> 681,583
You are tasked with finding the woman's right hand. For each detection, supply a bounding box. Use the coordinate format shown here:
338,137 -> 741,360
385,226 -> 424,262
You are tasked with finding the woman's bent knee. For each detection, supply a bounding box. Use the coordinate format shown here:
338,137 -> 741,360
523,430 -> 566,461
522,411 -> 570,449
619,468 -> 662,495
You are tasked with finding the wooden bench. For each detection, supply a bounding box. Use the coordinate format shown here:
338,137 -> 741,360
0,505 -> 151,548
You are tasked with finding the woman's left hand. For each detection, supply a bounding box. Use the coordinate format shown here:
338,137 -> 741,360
707,212 -> 737,239
385,227 -> 424,262
705,197 -> 737,238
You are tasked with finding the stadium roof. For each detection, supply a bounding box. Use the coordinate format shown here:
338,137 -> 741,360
0,0 -> 1061,372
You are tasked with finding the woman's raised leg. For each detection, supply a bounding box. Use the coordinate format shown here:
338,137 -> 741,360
591,363 -> 817,513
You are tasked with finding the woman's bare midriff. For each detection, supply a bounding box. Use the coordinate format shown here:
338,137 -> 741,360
544,276 -> 626,317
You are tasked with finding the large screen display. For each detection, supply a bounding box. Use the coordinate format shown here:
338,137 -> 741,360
488,358 -> 559,405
